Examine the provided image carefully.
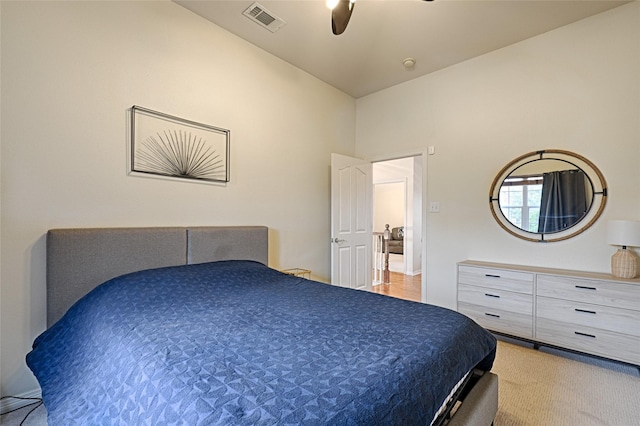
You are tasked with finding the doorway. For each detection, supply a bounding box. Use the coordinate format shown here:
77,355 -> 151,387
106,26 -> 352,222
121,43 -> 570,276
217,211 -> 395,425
373,180 -> 406,273
371,156 -> 423,301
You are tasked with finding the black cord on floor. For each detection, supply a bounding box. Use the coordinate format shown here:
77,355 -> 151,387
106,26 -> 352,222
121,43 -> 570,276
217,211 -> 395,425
0,396 -> 44,425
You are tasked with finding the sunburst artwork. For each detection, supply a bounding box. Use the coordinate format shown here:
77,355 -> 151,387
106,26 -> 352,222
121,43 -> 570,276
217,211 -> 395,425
130,106 -> 230,183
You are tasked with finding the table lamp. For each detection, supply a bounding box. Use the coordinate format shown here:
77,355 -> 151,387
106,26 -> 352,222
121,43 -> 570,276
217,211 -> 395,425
607,220 -> 640,279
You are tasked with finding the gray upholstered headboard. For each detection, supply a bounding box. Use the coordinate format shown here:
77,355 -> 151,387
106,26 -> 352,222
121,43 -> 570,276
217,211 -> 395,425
46,226 -> 268,326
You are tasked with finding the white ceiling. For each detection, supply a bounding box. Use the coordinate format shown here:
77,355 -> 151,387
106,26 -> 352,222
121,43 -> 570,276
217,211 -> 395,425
174,0 -> 629,98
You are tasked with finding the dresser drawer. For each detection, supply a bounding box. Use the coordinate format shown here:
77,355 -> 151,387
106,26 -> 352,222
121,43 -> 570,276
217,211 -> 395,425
536,318 -> 640,365
537,274 -> 640,310
458,302 -> 533,338
537,296 -> 640,337
458,265 -> 534,294
458,284 -> 532,314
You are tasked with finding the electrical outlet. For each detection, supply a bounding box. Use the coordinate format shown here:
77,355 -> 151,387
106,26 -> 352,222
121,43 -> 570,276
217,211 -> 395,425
429,201 -> 440,213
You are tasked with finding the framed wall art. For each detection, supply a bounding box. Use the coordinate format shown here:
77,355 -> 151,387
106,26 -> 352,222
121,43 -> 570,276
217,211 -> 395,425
130,106 -> 230,184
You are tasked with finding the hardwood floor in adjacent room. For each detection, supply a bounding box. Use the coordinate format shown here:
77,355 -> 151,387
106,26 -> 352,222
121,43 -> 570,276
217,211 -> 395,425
372,272 -> 421,302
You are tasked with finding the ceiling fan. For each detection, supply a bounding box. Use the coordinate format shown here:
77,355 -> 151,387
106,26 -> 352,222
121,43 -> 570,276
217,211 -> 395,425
328,0 -> 434,35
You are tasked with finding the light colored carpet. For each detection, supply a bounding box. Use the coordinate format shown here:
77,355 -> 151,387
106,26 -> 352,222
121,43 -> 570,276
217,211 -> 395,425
493,337 -> 640,426
2,337 -> 638,425
0,401 -> 45,426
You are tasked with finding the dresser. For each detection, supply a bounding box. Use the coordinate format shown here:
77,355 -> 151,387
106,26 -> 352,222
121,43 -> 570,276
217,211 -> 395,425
457,260 -> 640,365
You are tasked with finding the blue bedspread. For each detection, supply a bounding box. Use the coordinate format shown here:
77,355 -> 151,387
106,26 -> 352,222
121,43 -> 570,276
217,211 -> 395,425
27,260 -> 495,425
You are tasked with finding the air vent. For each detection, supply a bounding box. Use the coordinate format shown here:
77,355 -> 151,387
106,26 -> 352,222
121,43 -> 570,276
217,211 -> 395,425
243,2 -> 286,33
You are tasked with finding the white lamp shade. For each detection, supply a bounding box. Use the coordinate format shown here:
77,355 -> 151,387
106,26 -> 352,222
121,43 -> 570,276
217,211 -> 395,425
607,220 -> 640,247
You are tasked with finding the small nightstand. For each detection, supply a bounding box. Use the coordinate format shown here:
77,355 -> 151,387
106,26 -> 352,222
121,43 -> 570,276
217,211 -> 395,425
281,268 -> 311,279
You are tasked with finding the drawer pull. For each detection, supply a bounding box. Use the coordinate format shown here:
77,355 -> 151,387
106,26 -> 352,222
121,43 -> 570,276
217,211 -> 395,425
574,331 -> 596,339
485,274 -> 501,278
575,285 -> 597,291
485,293 -> 500,298
574,308 -> 596,315
485,313 -> 500,318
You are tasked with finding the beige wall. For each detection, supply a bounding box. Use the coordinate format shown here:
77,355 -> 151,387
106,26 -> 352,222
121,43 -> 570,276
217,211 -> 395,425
373,181 -> 405,233
0,1 -> 355,396
356,2 -> 640,308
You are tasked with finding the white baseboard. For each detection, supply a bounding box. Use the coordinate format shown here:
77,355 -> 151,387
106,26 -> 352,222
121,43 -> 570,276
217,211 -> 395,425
0,388 -> 42,415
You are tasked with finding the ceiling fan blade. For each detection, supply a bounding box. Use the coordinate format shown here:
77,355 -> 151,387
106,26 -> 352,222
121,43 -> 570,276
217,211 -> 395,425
332,0 -> 355,35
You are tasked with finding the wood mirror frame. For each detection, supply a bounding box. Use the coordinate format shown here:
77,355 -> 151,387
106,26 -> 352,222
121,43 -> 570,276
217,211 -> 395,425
489,149 -> 607,242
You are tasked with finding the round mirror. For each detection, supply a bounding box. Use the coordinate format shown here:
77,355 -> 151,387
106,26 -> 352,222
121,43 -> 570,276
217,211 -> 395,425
489,150 -> 607,242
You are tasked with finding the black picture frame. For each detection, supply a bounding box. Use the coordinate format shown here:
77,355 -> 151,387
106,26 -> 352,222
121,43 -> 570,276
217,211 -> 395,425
130,106 -> 230,184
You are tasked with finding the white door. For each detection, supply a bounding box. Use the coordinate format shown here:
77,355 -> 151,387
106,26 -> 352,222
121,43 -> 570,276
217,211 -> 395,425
330,153 -> 372,290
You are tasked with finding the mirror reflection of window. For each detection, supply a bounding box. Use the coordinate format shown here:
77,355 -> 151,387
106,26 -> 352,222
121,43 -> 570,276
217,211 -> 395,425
499,175 -> 542,233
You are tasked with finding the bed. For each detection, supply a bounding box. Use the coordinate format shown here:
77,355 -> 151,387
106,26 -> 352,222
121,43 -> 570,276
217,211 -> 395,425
27,226 -> 498,425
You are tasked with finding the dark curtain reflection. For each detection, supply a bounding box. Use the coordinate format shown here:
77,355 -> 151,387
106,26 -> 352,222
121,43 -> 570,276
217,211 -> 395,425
537,170 -> 588,233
